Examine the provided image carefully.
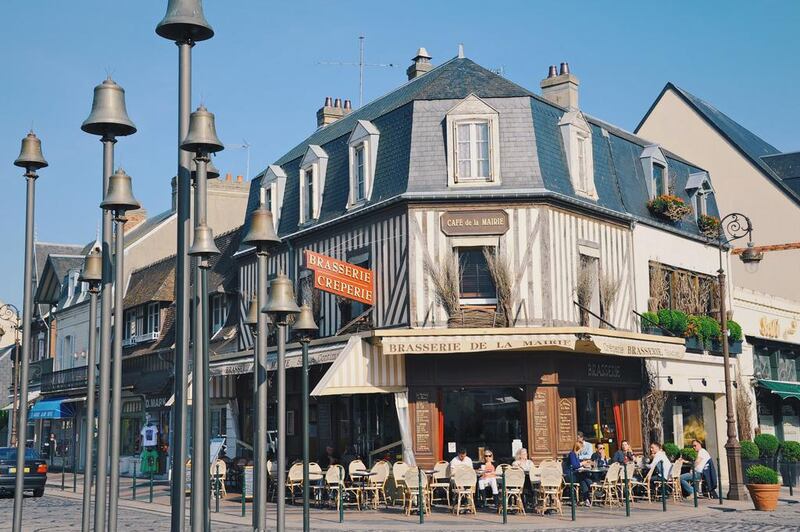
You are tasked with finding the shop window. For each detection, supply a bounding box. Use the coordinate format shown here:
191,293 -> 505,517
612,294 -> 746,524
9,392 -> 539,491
210,293 -> 228,335
662,394 -> 718,449
458,247 -> 497,304
575,389 -> 623,453
754,345 -> 778,380
339,252 -> 371,326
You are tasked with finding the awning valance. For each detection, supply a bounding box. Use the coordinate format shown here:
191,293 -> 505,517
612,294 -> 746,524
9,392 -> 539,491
311,336 -> 406,397
757,379 -> 800,400
29,396 -> 78,419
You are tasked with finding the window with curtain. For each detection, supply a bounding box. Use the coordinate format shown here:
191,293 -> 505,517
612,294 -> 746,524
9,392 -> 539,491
458,247 -> 496,302
146,303 -> 160,334
455,121 -> 491,182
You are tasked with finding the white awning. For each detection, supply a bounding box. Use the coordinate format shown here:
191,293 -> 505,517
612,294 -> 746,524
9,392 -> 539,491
311,336 -> 406,397
2,390 -> 41,411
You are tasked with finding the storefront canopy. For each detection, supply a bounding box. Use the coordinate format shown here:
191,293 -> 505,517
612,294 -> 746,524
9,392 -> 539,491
311,336 -> 406,397
757,379 -> 800,400
28,396 -> 79,419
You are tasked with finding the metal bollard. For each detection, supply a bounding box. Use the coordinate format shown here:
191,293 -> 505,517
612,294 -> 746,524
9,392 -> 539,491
132,459 -> 137,500
789,462 -> 794,497
692,469 -> 697,508
623,463 -> 630,517
61,454 -> 65,491
418,468 -> 424,524
502,468 -> 507,524
660,462 -> 666,512
215,463 -> 220,513
569,470 -> 576,521
73,455 -> 77,493
149,470 -> 154,503
717,458 -> 723,505
241,488 -> 246,517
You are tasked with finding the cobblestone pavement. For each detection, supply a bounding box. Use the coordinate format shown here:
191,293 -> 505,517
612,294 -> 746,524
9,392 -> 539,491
2,491 -> 798,531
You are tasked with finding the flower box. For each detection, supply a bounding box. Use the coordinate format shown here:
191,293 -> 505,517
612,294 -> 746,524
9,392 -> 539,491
647,194 -> 692,222
641,326 -> 663,336
709,339 -> 742,356
684,336 -> 704,352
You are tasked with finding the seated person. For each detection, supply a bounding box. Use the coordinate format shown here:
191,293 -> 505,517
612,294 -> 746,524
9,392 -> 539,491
591,443 -> 610,468
567,442 -> 592,506
647,442 -> 672,482
318,444 -> 339,469
576,432 -> 594,461
512,447 -> 535,508
450,447 -> 473,469
478,449 -> 499,506
613,440 -> 636,465
680,439 -> 711,497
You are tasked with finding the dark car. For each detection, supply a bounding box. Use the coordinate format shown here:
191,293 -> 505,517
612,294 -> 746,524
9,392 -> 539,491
0,447 -> 47,497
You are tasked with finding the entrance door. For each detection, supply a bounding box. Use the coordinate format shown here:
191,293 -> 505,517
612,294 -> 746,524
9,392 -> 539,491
575,388 -> 624,455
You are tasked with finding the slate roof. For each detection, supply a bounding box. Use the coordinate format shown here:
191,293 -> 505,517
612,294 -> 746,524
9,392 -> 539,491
242,57 -> 719,241
124,255 -> 175,308
125,208 -> 175,247
34,254 -> 85,306
762,152 -> 800,196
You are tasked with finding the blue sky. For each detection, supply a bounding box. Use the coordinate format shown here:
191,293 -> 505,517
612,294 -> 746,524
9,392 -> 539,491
1,0 -> 798,306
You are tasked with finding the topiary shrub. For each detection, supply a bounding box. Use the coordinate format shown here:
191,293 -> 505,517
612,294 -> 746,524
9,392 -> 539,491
686,315 -> 721,347
641,311 -> 659,326
657,309 -> 688,337
741,440 -> 760,461
780,441 -> 800,463
726,320 -> 743,343
755,433 -> 780,459
681,447 -> 698,462
746,464 -> 779,485
663,442 -> 681,461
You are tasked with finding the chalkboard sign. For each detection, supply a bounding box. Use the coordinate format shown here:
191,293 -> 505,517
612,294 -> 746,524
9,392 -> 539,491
243,465 -> 254,499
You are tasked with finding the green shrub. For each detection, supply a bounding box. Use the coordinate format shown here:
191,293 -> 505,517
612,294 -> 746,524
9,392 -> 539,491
687,315 -> 721,346
726,320 -> 743,343
657,309 -> 688,336
663,442 -> 681,461
754,433 -> 780,458
740,440 -> 760,460
746,464 -> 779,485
681,447 -> 698,462
780,440 -> 800,463
641,311 -> 659,328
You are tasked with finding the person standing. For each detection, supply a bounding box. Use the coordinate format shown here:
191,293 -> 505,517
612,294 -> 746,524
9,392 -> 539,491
680,439 -> 711,496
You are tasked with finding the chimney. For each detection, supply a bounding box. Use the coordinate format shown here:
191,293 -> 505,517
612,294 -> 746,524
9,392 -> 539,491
540,62 -> 580,110
343,99 -> 353,115
236,175 -> 243,182
316,95 -> 345,127
124,207 -> 148,234
406,47 -> 433,80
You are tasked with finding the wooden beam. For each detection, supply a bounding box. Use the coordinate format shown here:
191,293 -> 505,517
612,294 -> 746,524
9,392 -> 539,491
732,242 -> 800,255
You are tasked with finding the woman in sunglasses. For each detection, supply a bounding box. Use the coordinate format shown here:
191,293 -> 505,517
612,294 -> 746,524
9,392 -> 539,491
591,443 -> 610,468
478,449 -> 499,507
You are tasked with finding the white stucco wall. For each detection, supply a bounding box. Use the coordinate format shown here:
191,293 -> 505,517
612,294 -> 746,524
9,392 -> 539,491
53,301 -> 96,372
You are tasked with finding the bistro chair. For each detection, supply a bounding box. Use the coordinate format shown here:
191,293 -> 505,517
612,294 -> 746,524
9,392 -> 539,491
630,463 -> 655,502
617,462 -> 636,502
267,459 -> 277,502
451,465 -> 477,515
363,460 -> 391,509
348,459 -> 367,483
286,462 -> 304,504
210,459 -> 227,499
429,461 -> 451,508
404,467 -> 431,516
589,462 -> 621,507
324,464 -> 346,511
536,466 -> 563,515
391,461 -> 409,507
309,462 -> 325,505
498,465 -> 526,515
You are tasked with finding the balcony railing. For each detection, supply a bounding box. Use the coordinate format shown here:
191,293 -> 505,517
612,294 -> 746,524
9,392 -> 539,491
41,366 -> 95,394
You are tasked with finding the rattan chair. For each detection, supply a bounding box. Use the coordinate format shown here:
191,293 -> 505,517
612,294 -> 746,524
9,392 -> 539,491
451,465 -> 477,515
404,467 -> 431,516
286,462 -> 304,504
630,462 -> 655,502
392,461 -> 409,507
324,464 -> 345,511
537,464 -> 564,515
362,460 -> 390,509
308,462 -> 325,504
498,465 -> 525,515
589,462 -> 621,507
429,461 -> 451,508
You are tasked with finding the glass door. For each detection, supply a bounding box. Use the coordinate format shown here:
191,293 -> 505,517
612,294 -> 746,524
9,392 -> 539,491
575,388 -> 623,456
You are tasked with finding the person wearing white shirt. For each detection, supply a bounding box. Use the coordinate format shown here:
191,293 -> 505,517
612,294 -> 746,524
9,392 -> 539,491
450,448 -> 473,470
647,442 -> 672,483
576,432 -> 594,460
680,439 -> 711,495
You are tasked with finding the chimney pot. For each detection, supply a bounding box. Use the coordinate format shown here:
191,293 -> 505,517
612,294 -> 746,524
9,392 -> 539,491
343,99 -> 352,110
237,175 -> 243,182
540,62 -> 579,110
407,46 -> 434,80
547,65 -> 558,78
559,62 -> 570,75
324,96 -> 333,107
226,172 -> 232,181
334,97 -> 342,108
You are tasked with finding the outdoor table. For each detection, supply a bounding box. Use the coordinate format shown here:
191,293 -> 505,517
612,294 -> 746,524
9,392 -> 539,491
351,470 -> 376,509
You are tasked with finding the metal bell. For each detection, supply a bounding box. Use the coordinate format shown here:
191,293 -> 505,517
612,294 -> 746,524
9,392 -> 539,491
242,204 -> 280,249
79,247 -> 102,284
155,0 -> 214,42
81,78 -> 137,137
188,223 -> 220,257
244,297 -> 259,332
180,105 -> 224,154
13,131 -> 48,170
262,273 -> 301,317
293,303 -> 318,337
192,158 -> 220,180
100,168 -> 141,213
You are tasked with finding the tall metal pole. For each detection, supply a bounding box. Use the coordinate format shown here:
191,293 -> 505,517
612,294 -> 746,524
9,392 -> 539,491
301,338 -> 310,532
255,252 -> 268,531
277,323 -> 287,532
94,135 -> 116,532
108,212 -> 128,531
81,288 -> 98,532
197,154 -> 212,531
11,167 -> 38,532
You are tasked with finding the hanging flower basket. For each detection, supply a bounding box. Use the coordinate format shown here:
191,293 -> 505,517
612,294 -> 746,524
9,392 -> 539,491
647,194 -> 692,222
697,214 -> 721,238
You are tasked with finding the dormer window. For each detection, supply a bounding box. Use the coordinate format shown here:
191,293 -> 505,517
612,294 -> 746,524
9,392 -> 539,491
446,95 -> 501,187
559,110 -> 596,199
299,145 -> 328,223
347,120 -> 379,208
685,171 -> 713,222
640,145 -> 669,199
261,165 -> 287,230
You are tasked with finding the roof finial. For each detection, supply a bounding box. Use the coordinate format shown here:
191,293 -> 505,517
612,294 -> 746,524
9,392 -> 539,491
457,43 -> 465,59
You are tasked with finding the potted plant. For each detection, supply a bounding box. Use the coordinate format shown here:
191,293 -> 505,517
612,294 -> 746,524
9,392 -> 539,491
745,464 -> 781,511
681,446 -> 698,462
663,442 -> 681,462
685,314 -> 721,352
755,433 -> 780,469
710,320 -> 743,355
647,194 -> 693,222
657,309 -> 688,337
697,214 -> 721,239
741,440 -> 761,476
779,440 -> 800,488
640,311 -> 661,335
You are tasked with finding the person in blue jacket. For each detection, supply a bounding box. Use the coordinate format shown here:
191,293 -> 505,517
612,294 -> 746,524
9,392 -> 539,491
566,442 -> 592,506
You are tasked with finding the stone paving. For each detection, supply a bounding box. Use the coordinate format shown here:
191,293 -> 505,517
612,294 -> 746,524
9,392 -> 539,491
1,480 -> 798,531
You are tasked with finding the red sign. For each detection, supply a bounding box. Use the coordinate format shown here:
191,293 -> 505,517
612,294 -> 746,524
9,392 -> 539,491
304,250 -> 374,305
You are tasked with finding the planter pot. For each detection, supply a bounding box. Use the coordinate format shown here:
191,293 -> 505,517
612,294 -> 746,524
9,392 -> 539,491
746,483 -> 781,511
779,462 -> 800,489
685,336 -> 704,352
641,326 -> 663,336
709,339 -> 741,356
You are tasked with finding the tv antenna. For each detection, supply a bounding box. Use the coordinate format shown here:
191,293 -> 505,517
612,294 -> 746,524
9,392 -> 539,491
238,140 -> 251,180
318,35 -> 397,107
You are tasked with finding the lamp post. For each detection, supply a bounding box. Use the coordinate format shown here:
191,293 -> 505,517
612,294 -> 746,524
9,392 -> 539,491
182,104 -> 223,532
714,213 -> 763,500
100,169 -> 141,531
263,274 -> 300,532
155,4 -> 214,529
78,248 -> 102,532
242,203 -> 280,531
0,303 -> 21,446
11,131 -> 48,532
80,76 -> 136,532
292,304 -> 318,532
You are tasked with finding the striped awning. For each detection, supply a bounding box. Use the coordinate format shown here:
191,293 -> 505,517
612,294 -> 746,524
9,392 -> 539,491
165,373 -> 237,407
311,336 -> 406,396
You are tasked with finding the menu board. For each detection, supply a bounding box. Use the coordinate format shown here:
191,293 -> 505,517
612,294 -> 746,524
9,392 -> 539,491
318,403 -> 332,441
533,391 -> 551,452
414,392 -> 432,454
558,398 -> 575,449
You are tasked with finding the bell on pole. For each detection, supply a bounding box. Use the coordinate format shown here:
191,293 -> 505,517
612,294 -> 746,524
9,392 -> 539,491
188,223 -> 220,258
244,297 -> 259,332
79,247 -> 103,284
181,105 -> 224,154
81,78 -> 137,137
156,0 -> 214,42
192,158 -> 220,180
262,274 -> 301,318
14,131 -> 48,170
242,204 -> 280,250
100,168 -> 141,213
293,304 -> 318,337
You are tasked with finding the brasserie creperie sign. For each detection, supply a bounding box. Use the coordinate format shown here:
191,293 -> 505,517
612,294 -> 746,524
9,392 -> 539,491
305,250 -> 374,306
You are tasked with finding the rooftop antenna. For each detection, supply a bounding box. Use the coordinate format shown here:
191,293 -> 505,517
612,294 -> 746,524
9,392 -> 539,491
239,139 -> 251,180
318,35 -> 397,107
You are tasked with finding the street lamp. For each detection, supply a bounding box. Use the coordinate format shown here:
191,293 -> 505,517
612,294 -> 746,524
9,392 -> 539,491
81,76 -> 136,532
242,203 -> 280,532
263,274 -> 300,532
78,247 -> 101,532
182,104 -> 223,532
155,4 -> 214,528
292,304 -> 318,532
0,303 -> 21,446
11,131 -> 48,532
714,212 -> 763,500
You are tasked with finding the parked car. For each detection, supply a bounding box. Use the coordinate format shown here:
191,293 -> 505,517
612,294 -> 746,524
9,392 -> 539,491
0,447 -> 48,497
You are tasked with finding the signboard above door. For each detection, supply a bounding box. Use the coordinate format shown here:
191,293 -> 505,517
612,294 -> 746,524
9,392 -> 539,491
440,210 -> 509,236
305,250 -> 374,305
